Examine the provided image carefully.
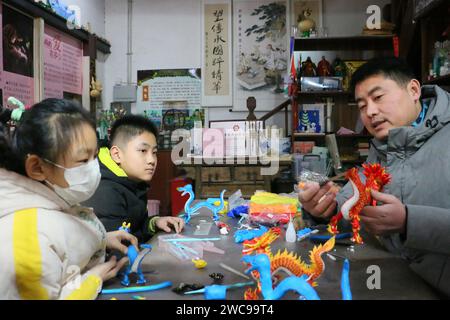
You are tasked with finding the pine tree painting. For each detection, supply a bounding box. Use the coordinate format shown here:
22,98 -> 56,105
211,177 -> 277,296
299,111 -> 310,131
299,108 -> 323,133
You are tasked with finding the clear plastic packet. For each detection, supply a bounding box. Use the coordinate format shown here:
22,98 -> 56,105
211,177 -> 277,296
295,169 -> 329,191
248,211 -> 295,226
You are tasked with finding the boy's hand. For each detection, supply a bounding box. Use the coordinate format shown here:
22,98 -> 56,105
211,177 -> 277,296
155,216 -> 185,234
298,181 -> 339,220
360,190 -> 407,236
106,230 -> 139,254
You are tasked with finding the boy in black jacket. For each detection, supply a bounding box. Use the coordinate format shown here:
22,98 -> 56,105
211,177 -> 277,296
84,115 -> 184,243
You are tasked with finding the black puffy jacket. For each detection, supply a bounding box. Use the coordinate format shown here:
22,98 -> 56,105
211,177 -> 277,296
83,148 -> 158,243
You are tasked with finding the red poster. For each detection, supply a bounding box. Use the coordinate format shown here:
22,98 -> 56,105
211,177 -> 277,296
0,3 -> 35,107
44,24 -> 83,99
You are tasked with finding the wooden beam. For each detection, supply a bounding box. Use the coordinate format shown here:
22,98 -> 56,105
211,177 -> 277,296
3,0 -> 111,54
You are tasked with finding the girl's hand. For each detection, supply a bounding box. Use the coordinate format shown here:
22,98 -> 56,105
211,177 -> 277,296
90,256 -> 129,282
106,230 -> 139,254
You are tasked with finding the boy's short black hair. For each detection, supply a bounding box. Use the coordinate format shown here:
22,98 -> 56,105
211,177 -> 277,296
110,115 -> 159,148
351,57 -> 416,92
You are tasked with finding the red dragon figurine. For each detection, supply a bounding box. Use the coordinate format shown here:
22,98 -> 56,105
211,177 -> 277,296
327,163 -> 391,244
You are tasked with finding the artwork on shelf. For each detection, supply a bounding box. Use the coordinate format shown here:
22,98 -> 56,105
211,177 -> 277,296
209,120 -> 247,157
0,4 -> 35,107
292,0 -> 323,37
299,57 -> 317,77
343,60 -> 367,91
317,56 -> 332,76
203,127 -> 226,158
233,0 -> 290,111
300,76 -> 342,91
202,0 -> 233,106
293,141 -> 315,154
47,0 -> 79,25
298,104 -> 324,133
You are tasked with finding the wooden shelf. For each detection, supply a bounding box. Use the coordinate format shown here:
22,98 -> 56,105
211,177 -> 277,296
335,134 -> 372,139
294,132 -> 325,137
294,35 -> 395,51
4,0 -> 111,54
294,133 -> 372,139
291,33 -> 394,158
294,132 -> 373,139
341,159 -> 366,164
413,0 -> 448,20
297,90 -> 353,98
181,156 -> 293,167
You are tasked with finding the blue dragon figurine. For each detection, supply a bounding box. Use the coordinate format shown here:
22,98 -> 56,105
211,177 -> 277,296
177,184 -> 226,223
118,222 -> 153,287
241,254 -> 320,300
48,0 -> 75,19
234,226 -> 268,243
241,253 -> 352,300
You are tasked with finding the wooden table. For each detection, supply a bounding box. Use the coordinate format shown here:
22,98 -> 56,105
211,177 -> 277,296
99,209 -> 441,300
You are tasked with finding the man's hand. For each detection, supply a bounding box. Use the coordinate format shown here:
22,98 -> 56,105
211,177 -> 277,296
106,230 -> 139,254
155,216 -> 185,234
360,190 -> 407,236
298,181 -> 339,219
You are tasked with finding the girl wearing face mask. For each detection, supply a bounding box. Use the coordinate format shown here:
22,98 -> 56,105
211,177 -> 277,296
0,99 -> 138,300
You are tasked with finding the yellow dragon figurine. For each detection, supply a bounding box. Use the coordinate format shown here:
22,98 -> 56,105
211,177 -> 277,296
242,228 -> 336,300
242,227 -> 281,256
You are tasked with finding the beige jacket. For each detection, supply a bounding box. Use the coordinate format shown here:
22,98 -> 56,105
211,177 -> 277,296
0,168 -> 107,300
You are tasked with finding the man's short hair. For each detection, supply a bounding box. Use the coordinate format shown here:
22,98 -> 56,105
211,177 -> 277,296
110,115 -> 159,148
351,57 -> 416,92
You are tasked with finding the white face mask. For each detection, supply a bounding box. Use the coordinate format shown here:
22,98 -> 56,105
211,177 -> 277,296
44,158 -> 101,206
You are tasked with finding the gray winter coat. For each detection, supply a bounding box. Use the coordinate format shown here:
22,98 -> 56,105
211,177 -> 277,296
336,85 -> 450,298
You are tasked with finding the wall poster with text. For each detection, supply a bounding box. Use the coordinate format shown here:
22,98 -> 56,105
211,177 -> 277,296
137,69 -> 204,131
43,24 -> 83,102
1,2 -> 35,107
202,0 -> 233,107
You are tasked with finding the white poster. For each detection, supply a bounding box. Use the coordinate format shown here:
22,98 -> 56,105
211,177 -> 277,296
136,69 -> 205,131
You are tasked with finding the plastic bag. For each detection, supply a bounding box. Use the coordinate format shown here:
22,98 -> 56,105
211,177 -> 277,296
248,211 -> 296,226
296,169 -> 329,190
228,189 -> 247,210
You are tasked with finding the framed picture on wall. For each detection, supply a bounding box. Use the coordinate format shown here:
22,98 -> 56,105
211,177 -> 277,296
1,4 -> 35,107
343,60 -> 367,91
292,0 -> 323,37
202,0 -> 233,107
298,103 -> 325,133
232,0 -> 290,112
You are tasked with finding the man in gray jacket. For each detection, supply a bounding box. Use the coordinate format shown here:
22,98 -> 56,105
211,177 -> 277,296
299,57 -> 450,298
